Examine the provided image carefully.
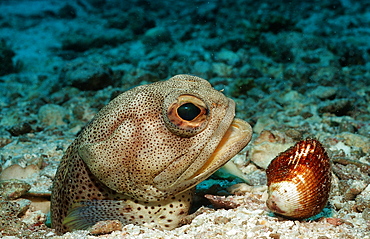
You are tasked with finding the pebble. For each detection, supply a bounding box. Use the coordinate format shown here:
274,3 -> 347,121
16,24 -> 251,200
89,220 -> 123,235
142,27 -> 172,45
0,179 -> 31,200
362,208 -> 370,220
38,104 -> 66,126
215,49 -> 240,66
308,86 -> 337,99
193,61 -> 213,79
310,66 -> 342,86
338,121 -> 356,133
355,184 -> 370,212
7,123 -> 33,136
337,132 -> 370,153
253,118 -> 277,134
249,130 -> 295,169
14,199 -> 32,216
343,180 -> 367,200
0,164 -> 40,181
59,61 -> 114,91
318,99 -> 353,116
212,62 -> 233,77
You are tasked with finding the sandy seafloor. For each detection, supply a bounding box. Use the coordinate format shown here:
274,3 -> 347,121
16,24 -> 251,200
0,0 -> 369,238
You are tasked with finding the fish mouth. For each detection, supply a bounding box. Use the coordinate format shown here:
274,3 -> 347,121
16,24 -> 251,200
153,114 -> 252,195
187,118 -> 252,181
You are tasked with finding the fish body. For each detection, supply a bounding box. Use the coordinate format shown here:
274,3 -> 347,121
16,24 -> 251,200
51,75 -> 252,234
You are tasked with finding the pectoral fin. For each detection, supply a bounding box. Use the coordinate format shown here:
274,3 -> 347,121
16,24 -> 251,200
63,200 -> 133,231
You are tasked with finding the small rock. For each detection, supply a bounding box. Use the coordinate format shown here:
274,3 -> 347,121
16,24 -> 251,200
7,123 -> 33,136
231,77 -> 256,98
258,34 -> 294,63
329,141 -> 352,156
239,66 -> 263,79
89,220 -> 122,235
284,129 -> 302,141
27,197 -> 50,214
215,49 -> 240,66
284,64 -> 312,87
355,184 -> 370,212
332,43 -> 365,67
212,62 -> 233,77
278,90 -> 304,105
72,104 -> 89,121
228,184 -> 267,195
343,180 -> 367,200
310,66 -> 342,86
21,209 -> 46,229
0,179 -> 31,200
301,111 -> 314,119
332,164 -> 364,180
193,61 -> 213,79
1,164 -> 40,181
337,132 -> 370,153
338,121 -> 356,133
362,208 -> 370,220
214,216 -> 231,224
59,61 -> 114,91
38,104 -> 66,126
0,137 -> 12,148
326,218 -> 345,226
142,27 -> 172,45
249,130 -> 295,169
253,118 -> 277,134
49,87 -> 80,104
308,86 -> 337,99
250,142 -> 293,169
204,194 -> 240,209
269,233 -> 281,239
14,199 -> 32,216
318,99 -> 353,116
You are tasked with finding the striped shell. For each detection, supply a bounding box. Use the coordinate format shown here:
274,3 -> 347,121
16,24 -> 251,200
266,139 -> 331,219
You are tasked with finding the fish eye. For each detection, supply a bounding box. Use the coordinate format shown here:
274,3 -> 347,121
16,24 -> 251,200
177,103 -> 202,121
164,94 -> 209,137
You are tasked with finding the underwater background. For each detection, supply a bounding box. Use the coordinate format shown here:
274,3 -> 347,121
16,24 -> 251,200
0,0 -> 369,238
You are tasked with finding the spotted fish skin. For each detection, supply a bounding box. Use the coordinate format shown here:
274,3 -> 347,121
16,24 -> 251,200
63,190 -> 194,230
51,75 -> 252,234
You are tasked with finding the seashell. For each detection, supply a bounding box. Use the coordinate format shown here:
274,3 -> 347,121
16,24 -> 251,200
266,138 -> 331,219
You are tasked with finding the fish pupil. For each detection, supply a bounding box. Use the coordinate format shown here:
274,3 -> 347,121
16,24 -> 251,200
177,103 -> 201,121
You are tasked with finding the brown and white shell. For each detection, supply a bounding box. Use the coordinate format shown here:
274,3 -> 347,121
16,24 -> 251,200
266,139 -> 331,219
